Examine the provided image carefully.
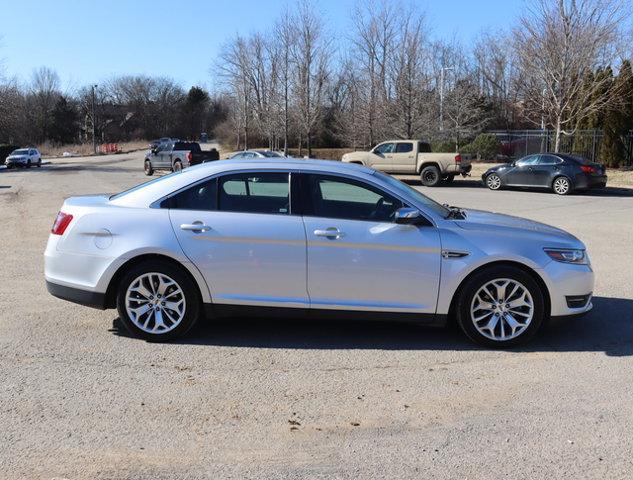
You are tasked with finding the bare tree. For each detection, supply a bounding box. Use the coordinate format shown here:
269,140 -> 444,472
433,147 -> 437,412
351,0 -> 398,146
388,13 -> 430,139
514,0 -> 626,151
274,9 -> 296,154
291,0 -> 331,157
218,36 -> 254,149
473,30 -> 518,129
29,67 -> 61,141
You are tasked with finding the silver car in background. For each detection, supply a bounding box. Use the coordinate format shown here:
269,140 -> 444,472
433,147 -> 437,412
44,159 -> 594,347
229,149 -> 284,159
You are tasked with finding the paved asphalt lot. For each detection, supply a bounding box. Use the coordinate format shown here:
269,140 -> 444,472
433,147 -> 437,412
1,152 -> 633,479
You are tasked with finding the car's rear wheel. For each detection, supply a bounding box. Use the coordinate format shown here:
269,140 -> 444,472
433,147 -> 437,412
173,160 -> 183,172
116,261 -> 201,341
421,165 -> 441,187
552,176 -> 572,195
26,159 -> 31,169
456,266 -> 545,347
485,173 -> 502,190
37,158 -> 42,167
144,160 -> 154,176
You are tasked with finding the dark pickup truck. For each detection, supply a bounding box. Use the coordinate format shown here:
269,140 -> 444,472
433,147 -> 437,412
144,141 -> 219,175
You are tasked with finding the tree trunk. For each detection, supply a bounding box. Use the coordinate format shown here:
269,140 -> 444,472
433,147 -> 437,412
554,117 -> 562,153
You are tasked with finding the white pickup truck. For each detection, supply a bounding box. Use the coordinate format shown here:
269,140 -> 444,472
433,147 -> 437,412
341,140 -> 471,186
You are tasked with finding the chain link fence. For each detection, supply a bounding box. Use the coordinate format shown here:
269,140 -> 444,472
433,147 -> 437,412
488,130 -> 633,166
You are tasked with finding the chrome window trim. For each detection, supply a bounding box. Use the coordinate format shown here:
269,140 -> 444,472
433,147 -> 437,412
149,167 -> 437,227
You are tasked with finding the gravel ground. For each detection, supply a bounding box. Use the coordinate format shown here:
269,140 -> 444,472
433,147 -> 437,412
1,152 -> 632,480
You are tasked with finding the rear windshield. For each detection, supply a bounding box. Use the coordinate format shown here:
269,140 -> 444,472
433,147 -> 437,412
262,151 -> 282,157
174,142 -> 201,152
109,170 -> 182,200
419,142 -> 432,153
11,149 -> 29,155
559,154 -> 588,164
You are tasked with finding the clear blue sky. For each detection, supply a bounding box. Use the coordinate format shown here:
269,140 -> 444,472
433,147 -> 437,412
0,0 -> 525,93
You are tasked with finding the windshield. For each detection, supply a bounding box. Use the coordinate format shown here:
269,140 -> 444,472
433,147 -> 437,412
12,149 -> 29,155
109,170 -> 182,200
373,171 -> 450,218
262,151 -> 282,157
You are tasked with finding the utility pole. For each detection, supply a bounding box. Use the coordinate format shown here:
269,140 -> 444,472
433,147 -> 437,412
439,67 -> 454,132
91,84 -> 98,154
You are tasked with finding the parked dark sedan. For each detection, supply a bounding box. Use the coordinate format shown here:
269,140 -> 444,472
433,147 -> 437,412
482,153 -> 607,195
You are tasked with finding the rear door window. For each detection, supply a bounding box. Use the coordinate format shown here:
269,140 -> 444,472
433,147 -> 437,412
218,172 -> 290,215
170,178 -> 218,210
395,142 -> 413,153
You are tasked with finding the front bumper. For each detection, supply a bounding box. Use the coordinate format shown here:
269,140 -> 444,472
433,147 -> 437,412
46,280 -> 107,310
541,261 -> 595,317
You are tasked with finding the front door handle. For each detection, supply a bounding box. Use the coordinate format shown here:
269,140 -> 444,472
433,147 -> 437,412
180,221 -> 210,233
314,227 -> 344,239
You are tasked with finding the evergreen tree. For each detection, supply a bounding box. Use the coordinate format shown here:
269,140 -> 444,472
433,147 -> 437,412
602,61 -> 633,167
181,86 -> 210,140
49,96 -> 78,144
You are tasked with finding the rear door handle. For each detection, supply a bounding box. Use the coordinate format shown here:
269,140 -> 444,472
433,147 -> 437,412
314,227 -> 344,239
180,221 -> 210,233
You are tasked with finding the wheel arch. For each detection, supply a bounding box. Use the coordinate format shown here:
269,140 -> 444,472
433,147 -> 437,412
104,253 -> 206,309
418,161 -> 441,174
552,174 -> 573,190
446,260 -> 551,324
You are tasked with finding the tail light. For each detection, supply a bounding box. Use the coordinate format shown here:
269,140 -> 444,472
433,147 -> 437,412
455,154 -> 462,164
187,152 -> 192,162
580,165 -> 597,174
51,211 -> 73,235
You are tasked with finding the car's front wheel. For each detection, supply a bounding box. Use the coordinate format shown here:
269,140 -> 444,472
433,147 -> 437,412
485,173 -> 502,190
37,158 -> 42,167
116,261 -> 201,341
456,266 -> 545,347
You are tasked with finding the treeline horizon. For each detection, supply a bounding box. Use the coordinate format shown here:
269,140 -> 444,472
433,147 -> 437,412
1,0 -> 633,166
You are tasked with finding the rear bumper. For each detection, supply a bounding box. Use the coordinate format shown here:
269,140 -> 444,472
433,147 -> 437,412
575,174 -> 607,190
446,164 -> 472,175
46,280 -> 107,310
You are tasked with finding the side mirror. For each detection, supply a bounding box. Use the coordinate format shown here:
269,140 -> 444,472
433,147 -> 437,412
394,207 -> 427,225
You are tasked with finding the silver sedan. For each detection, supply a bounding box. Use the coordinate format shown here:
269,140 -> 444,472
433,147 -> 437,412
44,159 -> 594,346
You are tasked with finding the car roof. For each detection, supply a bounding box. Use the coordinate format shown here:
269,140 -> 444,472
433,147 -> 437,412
110,159 -> 376,208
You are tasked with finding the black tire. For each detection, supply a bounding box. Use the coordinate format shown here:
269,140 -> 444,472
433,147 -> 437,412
485,173 -> 502,190
6,163 -> 13,170
37,158 -> 42,167
552,176 -> 572,195
442,175 -> 455,184
420,165 -> 441,187
116,260 -> 201,342
26,159 -> 31,169
144,160 -> 154,176
173,160 -> 183,172
455,265 -> 545,348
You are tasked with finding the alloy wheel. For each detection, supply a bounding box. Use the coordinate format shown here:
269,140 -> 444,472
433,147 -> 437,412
470,278 -> 534,341
486,174 -> 501,190
553,177 -> 570,195
125,272 -> 186,334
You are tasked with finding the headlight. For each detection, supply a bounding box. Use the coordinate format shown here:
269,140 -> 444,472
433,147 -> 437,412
544,248 -> 587,265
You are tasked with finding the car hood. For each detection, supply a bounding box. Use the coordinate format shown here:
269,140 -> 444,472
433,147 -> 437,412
6,155 -> 26,160
454,209 -> 584,248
